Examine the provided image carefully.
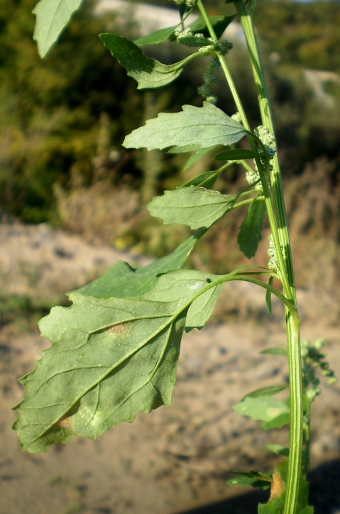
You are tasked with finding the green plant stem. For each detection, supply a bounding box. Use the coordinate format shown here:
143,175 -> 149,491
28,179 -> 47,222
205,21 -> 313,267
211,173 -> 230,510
197,0 -> 290,297
231,195 -> 264,210
234,0 -> 296,303
234,2 -> 303,512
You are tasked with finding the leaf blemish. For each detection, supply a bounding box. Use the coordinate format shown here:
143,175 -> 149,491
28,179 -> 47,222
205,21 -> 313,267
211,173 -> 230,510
106,323 -> 130,336
55,415 -> 73,430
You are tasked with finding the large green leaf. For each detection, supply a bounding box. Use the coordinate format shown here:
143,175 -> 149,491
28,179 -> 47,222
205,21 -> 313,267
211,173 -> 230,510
147,186 -> 236,229
233,395 -> 290,422
76,232 -> 203,299
13,293 -> 189,452
13,270 -> 223,452
123,102 -> 247,151
237,197 -> 266,259
99,34 -> 196,89
33,0 -> 84,57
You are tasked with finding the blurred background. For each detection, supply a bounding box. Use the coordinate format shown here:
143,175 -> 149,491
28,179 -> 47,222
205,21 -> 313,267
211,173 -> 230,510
1,0 -> 340,513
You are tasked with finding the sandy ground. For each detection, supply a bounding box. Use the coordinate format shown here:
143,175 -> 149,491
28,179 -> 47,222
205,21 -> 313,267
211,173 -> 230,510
1,221 -> 340,514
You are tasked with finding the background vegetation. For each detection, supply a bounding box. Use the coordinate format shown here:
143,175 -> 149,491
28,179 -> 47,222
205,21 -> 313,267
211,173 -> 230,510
1,0 -> 339,297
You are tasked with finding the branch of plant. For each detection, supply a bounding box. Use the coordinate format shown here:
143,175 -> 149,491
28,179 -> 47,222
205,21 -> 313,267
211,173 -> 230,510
233,2 -> 303,512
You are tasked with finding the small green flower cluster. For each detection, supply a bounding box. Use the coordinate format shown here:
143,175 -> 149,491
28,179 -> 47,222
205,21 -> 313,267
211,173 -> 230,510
267,233 -> 285,274
231,112 -> 242,123
173,0 -> 198,7
245,166 -> 261,188
198,55 -> 220,104
254,125 -> 276,159
302,339 -> 337,402
174,27 -> 194,39
254,128 -> 276,178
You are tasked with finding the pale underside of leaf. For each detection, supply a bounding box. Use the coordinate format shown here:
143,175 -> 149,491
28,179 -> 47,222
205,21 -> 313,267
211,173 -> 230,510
33,0 -> 84,57
13,293 -> 188,452
147,186 -> 236,229
123,102 -> 247,150
13,270 -> 224,452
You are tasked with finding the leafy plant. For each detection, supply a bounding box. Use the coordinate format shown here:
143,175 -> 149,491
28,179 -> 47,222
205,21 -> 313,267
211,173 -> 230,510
12,1 -> 337,513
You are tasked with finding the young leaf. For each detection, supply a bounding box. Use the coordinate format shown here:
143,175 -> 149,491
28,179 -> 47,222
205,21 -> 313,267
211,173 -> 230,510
75,232 -> 203,299
188,15 -> 235,39
261,347 -> 288,356
266,276 -> 274,315
227,470 -> 272,489
134,25 -> 179,46
243,384 -> 287,400
181,170 -> 220,189
123,102 -> 247,151
227,476 -> 271,489
143,270 -> 222,331
13,293 -> 191,452
183,146 -> 219,171
214,148 -> 260,161
266,444 -> 289,457
147,186 -> 236,229
99,34 -> 196,89
237,197 -> 266,259
233,395 -> 290,422
260,413 -> 290,430
33,0 -> 84,57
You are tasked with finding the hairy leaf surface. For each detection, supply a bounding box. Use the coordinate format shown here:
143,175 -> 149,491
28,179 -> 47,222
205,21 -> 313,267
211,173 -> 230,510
33,0 -> 84,57
99,34 -> 196,89
237,197 -> 266,258
147,186 -> 236,229
123,102 -> 247,150
76,233 -> 203,299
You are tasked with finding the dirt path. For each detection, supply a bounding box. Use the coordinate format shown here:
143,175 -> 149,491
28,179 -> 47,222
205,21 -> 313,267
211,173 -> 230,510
1,221 -> 340,514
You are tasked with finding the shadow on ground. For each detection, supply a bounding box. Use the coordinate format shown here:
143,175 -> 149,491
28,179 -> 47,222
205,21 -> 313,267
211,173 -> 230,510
176,460 -> 340,514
